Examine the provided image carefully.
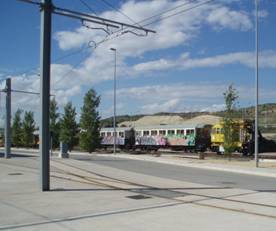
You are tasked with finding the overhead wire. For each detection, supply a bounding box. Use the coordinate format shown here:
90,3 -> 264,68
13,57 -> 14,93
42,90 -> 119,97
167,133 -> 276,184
13,0 -> 214,86
0,44 -> 89,82
97,0 -> 142,26
78,0 -> 98,15
142,0 -> 214,27
123,0 -> 200,27
15,0 -> 213,75
95,0 -> 214,47
95,0 -> 200,41
52,39 -> 98,89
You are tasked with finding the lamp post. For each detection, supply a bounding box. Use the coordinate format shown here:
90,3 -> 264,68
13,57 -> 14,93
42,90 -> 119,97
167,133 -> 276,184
110,48 -> 117,154
255,0 -> 259,167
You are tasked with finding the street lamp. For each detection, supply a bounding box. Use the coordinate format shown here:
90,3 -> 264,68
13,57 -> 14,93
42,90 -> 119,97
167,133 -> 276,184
255,0 -> 259,167
110,48 -> 117,154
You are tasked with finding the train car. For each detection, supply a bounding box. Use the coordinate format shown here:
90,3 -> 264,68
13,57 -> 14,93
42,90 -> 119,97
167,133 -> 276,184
134,123 -> 211,152
100,127 -> 135,149
100,123 -> 212,152
211,119 -> 252,154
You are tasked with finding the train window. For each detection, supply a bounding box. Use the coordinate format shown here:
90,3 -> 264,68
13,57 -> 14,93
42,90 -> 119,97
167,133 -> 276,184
168,130 -> 175,135
100,132 -> 105,137
136,131 -> 142,136
119,132 -> 124,137
177,129 -> 184,135
186,129 -> 195,135
107,132 -> 112,136
151,130 -> 158,136
159,130 -> 166,135
143,131 -> 150,136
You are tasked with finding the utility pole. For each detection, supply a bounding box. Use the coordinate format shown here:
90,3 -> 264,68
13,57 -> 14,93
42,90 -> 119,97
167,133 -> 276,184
110,48 -> 117,154
4,78 -> 11,159
255,0 -> 259,167
40,0 -> 52,191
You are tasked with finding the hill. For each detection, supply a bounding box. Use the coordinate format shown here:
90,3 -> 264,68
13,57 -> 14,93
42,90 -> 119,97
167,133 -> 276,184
101,103 -> 276,133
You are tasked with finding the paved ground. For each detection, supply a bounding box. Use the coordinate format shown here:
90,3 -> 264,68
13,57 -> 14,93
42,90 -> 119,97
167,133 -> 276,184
1,151 -> 276,230
72,155 -> 276,192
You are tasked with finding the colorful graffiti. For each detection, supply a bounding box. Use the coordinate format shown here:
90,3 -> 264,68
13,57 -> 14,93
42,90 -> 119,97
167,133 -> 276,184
136,136 -> 167,146
101,136 -> 125,145
167,135 -> 195,146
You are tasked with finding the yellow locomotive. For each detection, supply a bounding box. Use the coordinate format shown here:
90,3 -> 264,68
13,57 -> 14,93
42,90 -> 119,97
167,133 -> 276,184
211,119 -> 252,154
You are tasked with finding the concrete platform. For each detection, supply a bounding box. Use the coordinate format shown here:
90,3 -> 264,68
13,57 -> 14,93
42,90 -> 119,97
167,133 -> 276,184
1,155 -> 276,230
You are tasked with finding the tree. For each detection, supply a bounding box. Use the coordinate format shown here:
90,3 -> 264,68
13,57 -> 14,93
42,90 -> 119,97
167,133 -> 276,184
79,89 -> 101,153
50,98 -> 60,149
12,109 -> 23,147
222,84 -> 239,158
22,111 -> 36,147
59,102 -> 78,151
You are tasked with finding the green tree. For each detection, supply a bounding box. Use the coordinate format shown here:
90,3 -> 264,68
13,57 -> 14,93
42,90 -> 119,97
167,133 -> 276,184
59,102 -> 78,151
50,98 -> 60,149
79,89 -> 101,153
12,109 -> 23,147
22,111 -> 36,147
222,84 -> 239,158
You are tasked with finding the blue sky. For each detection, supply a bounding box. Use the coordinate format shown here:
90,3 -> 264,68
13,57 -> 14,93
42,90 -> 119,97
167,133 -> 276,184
0,0 -> 276,125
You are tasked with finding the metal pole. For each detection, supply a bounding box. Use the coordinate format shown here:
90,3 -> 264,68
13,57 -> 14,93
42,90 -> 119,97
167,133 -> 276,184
110,48 -> 117,154
255,0 -> 259,167
4,79 -> 11,159
40,0 -> 52,191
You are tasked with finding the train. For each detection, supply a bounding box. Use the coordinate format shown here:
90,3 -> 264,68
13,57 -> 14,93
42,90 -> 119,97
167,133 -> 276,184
100,123 -> 212,152
100,119 -> 276,155
211,119 -> 276,155
210,119 -> 252,155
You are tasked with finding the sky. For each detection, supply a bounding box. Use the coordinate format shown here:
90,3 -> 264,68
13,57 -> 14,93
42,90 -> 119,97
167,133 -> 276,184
0,0 -> 276,126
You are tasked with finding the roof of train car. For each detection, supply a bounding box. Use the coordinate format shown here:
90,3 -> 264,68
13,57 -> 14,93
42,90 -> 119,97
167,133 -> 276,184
100,127 -> 132,132
101,123 -> 210,132
133,123 -> 209,130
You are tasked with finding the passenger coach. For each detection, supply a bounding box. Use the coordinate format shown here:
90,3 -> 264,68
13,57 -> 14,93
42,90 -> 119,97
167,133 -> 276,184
100,123 -> 212,152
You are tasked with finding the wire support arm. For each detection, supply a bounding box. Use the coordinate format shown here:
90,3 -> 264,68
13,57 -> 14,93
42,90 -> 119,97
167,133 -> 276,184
53,6 -> 156,34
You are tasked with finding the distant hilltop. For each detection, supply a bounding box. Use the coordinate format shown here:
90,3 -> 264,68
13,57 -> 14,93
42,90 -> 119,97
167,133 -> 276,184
118,115 -> 221,127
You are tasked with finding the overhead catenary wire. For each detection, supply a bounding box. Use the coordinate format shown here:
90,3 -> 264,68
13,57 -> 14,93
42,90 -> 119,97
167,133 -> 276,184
78,0 -> 98,15
143,0 -> 214,27
95,0 -> 213,47
11,0 -> 214,79
97,0 -> 142,26
52,50 -> 90,88
95,0 -> 202,42
12,0 -> 155,82
0,43 -> 91,82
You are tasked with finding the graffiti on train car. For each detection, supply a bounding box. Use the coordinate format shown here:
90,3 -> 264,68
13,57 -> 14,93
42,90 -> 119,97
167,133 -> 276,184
101,136 -> 125,145
167,135 -> 195,146
136,136 -> 167,146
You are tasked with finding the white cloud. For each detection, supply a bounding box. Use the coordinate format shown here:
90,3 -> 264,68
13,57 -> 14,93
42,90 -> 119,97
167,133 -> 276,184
141,98 -> 181,114
133,51 -> 276,73
103,82 -> 276,116
206,7 -> 252,31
